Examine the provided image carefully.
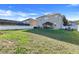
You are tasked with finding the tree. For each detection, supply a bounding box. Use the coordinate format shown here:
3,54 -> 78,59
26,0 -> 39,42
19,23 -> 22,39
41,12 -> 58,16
63,16 -> 69,26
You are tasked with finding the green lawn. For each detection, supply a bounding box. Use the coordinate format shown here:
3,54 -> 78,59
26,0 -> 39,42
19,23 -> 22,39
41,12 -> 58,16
27,29 -> 79,45
0,30 -> 28,53
1,29 -> 79,53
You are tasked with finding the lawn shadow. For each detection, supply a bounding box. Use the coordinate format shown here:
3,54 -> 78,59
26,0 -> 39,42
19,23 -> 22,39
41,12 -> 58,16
23,28 -> 79,45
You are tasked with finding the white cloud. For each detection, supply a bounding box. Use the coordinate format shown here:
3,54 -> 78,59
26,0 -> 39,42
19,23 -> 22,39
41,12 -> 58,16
0,10 -> 12,16
28,13 -> 38,16
0,9 -> 38,21
66,4 -> 79,7
64,11 -> 79,21
42,12 -> 60,15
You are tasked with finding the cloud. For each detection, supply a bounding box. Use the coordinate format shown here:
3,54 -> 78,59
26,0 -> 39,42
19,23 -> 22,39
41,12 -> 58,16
64,11 -> 79,21
66,4 -> 79,7
0,10 -> 12,16
0,9 -> 38,21
42,12 -> 60,15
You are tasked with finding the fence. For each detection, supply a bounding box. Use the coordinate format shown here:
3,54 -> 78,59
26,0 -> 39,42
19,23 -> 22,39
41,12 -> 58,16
77,25 -> 79,31
0,25 -> 34,30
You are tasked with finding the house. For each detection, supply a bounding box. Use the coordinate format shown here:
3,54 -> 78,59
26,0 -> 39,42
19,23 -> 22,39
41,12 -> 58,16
23,13 -> 69,29
36,13 -> 68,29
61,21 -> 77,30
23,18 -> 37,27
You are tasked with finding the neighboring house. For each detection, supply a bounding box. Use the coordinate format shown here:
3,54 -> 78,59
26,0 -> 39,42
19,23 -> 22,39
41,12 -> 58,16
70,21 -> 77,29
70,21 -> 77,26
36,13 -> 67,29
23,18 -> 37,27
62,21 -> 77,30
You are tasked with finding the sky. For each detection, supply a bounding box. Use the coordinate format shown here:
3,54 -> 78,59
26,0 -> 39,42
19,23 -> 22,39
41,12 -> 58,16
0,4 -> 79,21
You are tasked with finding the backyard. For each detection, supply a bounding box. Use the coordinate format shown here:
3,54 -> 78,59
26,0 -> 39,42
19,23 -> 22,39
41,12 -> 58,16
0,29 -> 79,53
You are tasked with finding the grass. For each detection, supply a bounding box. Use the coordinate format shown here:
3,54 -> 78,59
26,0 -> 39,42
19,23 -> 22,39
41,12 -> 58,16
26,29 -> 79,45
0,30 -> 28,53
25,29 -> 79,53
1,29 -> 79,53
